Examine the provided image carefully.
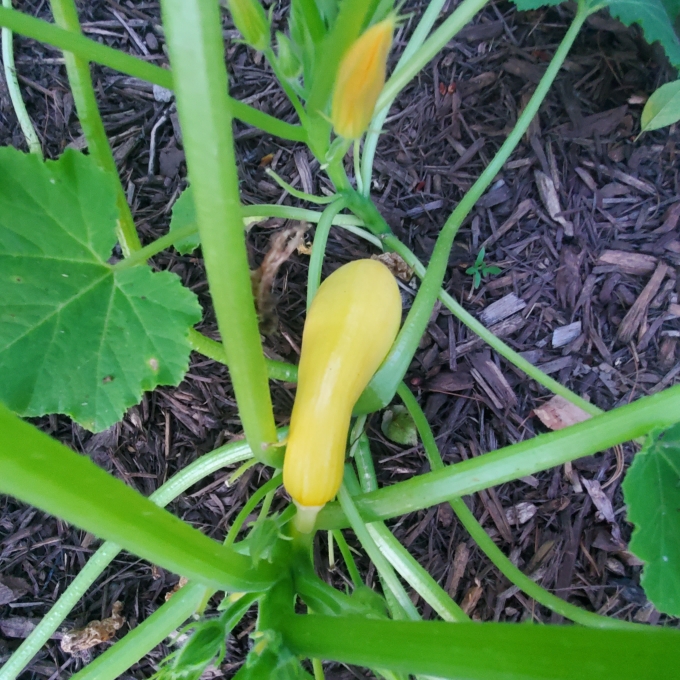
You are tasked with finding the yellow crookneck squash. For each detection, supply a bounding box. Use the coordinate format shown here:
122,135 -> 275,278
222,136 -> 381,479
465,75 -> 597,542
283,259 -> 402,531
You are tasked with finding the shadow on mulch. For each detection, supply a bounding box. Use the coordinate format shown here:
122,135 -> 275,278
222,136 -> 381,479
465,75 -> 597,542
1,0 -> 678,677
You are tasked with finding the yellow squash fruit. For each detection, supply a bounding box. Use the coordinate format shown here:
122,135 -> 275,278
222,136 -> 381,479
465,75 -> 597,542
330,17 -> 395,140
283,259 -> 402,531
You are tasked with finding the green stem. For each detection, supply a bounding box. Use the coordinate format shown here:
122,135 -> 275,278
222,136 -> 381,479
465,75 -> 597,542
307,197 -> 348,308
265,167 -> 336,204
70,581 -> 209,680
281,614 -> 680,680
353,435 -> 469,623
385,239 -> 601,417
112,204 -> 373,269
340,473 -> 419,621
361,0 -> 447,193
331,529 -> 362,587
224,474 -> 283,547
1,0 -> 41,155
161,0 -> 278,466
376,0 -> 489,112
0,6 -> 306,142
397,383 -> 644,630
0,404 -> 276,591
316,384 -> 680,529
264,46 -> 309,123
49,0 -> 141,256
357,4 -> 591,412
188,329 -> 298,384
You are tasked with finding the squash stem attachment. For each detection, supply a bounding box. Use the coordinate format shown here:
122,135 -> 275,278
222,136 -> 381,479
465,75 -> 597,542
293,501 -> 324,534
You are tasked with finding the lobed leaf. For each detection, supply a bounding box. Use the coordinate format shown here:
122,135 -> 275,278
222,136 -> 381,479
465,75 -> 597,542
600,0 -> 680,67
0,148 -> 201,432
623,422 -> 680,617
509,0 -> 680,68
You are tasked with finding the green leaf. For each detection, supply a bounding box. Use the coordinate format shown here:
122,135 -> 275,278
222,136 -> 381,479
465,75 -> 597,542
0,148 -> 201,432
509,0 -> 680,68
247,517 -> 281,567
623,422 -> 680,617
603,0 -> 680,68
381,405 -> 418,447
641,79 -> 680,131
169,186 -> 200,255
483,266 -> 502,276
508,0 -> 560,11
661,0 -> 680,21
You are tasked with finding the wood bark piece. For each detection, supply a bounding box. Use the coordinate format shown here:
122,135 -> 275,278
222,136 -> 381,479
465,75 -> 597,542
552,321 -> 582,348
469,352 -> 518,409
534,170 -> 573,236
617,262 -> 669,344
481,198 -> 534,249
533,395 -> 591,431
479,293 -> 527,326
441,314 -> 526,360
596,250 -> 658,275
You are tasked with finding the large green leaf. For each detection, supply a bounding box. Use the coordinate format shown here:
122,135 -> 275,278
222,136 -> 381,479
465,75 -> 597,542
605,0 -> 680,68
508,0 -> 680,69
623,422 -> 680,617
0,148 -> 201,432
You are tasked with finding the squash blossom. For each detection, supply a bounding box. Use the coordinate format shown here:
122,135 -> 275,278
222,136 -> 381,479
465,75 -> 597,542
330,17 -> 395,140
226,0 -> 270,52
283,259 -> 402,532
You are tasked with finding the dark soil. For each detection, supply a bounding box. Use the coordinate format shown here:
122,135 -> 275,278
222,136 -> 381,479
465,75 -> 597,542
1,0 -> 679,678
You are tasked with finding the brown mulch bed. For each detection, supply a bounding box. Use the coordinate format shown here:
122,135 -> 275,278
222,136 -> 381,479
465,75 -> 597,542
1,0 -> 679,677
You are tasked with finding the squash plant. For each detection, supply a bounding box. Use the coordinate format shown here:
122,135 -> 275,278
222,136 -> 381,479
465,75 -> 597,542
0,0 -> 679,678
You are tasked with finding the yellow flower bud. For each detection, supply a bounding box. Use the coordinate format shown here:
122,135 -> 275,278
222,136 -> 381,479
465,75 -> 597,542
330,17 -> 395,140
283,259 -> 402,531
226,0 -> 270,52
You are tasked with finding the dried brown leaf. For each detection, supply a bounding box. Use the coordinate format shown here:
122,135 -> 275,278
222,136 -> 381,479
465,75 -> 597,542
372,252 -> 414,282
251,225 -> 307,335
60,601 -> 125,654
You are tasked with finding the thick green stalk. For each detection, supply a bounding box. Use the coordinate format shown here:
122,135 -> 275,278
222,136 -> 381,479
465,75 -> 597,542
0,404 -> 275,591
70,581 -> 209,680
356,5 -> 591,412
316,384 -> 680,529
161,0 -> 278,465
353,435 -> 469,623
307,197 -> 348,307
2,0 -> 41,154
361,0 -> 446,193
0,6 -> 306,142
50,0 -> 141,255
282,615 -> 680,679
397,383 -> 643,630
0,440 -> 257,680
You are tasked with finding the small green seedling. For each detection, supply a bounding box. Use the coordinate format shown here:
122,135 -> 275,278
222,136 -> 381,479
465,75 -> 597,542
465,247 -> 501,289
